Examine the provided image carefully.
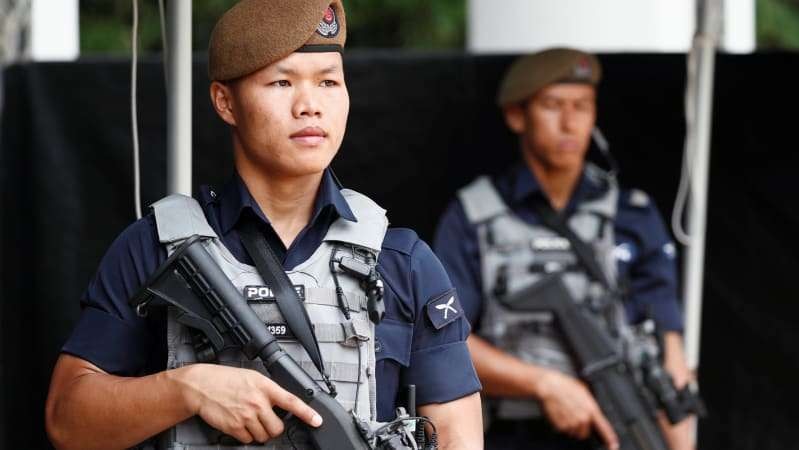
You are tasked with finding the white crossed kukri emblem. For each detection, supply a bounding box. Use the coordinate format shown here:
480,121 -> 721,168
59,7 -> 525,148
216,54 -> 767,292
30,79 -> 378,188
435,296 -> 458,320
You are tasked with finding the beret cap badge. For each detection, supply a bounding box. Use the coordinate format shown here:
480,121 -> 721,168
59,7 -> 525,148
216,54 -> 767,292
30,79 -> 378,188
573,57 -> 593,80
317,6 -> 339,38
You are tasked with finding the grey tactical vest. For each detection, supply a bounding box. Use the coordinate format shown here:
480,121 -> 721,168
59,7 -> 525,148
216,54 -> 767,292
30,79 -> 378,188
148,189 -> 388,449
458,164 -> 625,420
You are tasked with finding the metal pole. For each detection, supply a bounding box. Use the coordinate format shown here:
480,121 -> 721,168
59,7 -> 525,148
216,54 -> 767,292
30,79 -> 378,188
683,0 -> 720,372
167,0 -> 192,195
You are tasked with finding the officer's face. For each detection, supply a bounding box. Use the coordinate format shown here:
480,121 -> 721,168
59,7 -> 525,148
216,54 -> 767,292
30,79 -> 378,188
211,52 -> 349,178
505,83 -> 596,172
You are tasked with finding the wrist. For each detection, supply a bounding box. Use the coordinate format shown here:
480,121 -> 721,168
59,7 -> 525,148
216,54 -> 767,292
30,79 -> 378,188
525,364 -> 553,400
165,364 -> 204,416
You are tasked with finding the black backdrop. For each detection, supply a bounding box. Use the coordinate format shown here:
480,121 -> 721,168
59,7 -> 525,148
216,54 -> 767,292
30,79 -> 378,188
3,51 -> 799,449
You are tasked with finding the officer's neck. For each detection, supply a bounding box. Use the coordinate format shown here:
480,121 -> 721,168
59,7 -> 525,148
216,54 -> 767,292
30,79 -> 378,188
236,162 -> 323,249
525,155 -> 582,212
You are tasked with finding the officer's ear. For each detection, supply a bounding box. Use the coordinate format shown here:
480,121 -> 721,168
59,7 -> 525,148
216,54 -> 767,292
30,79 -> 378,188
503,103 -> 527,134
210,80 -> 238,127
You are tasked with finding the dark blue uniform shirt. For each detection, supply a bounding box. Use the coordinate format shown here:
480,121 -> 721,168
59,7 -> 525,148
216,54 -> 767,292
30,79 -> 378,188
433,164 -> 684,333
62,169 -> 480,422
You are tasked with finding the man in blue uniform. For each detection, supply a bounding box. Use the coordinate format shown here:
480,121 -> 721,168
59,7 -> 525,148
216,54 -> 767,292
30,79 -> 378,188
44,1 -> 482,449
434,49 -> 694,449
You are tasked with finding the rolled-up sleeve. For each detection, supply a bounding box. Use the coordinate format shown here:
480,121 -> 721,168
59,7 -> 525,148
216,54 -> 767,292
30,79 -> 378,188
61,215 -> 166,376
62,306 -> 153,374
620,201 -> 684,333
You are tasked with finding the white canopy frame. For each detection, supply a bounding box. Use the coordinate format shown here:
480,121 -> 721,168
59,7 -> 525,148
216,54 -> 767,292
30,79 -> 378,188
166,0 -> 192,196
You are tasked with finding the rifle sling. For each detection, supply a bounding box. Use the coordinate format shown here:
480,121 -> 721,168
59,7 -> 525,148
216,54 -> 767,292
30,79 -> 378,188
532,200 -> 614,292
237,217 -> 328,379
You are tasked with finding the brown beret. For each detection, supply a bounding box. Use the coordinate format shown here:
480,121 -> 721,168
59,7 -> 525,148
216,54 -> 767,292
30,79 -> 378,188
208,0 -> 347,81
496,48 -> 601,107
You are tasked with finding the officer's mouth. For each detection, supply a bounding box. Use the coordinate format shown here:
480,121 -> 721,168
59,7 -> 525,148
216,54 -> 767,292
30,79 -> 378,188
290,126 -> 327,146
557,138 -> 581,152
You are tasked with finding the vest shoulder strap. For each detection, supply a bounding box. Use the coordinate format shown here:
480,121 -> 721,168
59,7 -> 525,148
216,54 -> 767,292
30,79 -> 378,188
151,194 -> 218,244
457,176 -> 509,224
324,189 -> 388,253
578,163 -> 619,220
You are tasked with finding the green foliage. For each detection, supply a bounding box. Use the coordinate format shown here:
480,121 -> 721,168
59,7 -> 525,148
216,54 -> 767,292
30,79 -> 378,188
757,0 -> 799,49
80,0 -> 231,54
344,0 -> 465,49
80,0 -> 158,54
79,0 -> 466,55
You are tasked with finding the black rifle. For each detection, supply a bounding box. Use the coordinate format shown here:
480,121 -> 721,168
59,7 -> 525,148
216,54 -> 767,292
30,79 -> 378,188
130,235 -> 423,450
500,273 -> 669,450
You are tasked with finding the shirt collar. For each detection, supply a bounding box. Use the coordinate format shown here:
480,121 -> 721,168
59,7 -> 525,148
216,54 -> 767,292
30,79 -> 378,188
217,168 -> 357,235
509,163 -> 607,207
510,163 -> 543,204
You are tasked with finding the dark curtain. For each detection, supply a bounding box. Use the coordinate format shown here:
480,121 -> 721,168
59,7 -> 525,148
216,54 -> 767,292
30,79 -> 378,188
2,51 -> 798,449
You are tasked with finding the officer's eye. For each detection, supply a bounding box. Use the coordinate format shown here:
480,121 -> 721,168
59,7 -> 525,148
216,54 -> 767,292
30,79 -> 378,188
320,79 -> 338,87
540,99 -> 560,110
575,100 -> 593,112
270,80 -> 291,87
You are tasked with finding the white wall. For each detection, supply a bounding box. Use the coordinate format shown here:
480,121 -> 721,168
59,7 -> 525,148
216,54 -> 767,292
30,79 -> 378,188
723,0 -> 756,53
30,0 -> 79,61
467,0 -> 754,54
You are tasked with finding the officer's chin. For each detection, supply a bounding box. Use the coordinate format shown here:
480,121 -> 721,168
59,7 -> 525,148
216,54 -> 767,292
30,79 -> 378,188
545,155 -> 585,172
283,151 -> 339,178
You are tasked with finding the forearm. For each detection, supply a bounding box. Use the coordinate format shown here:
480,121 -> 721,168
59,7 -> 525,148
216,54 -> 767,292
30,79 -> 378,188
419,392 -> 483,450
660,332 -> 696,450
663,332 -> 692,387
466,334 -> 546,399
46,354 -> 194,450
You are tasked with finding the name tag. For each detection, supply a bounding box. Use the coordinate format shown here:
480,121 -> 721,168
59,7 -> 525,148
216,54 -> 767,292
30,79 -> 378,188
244,285 -> 306,303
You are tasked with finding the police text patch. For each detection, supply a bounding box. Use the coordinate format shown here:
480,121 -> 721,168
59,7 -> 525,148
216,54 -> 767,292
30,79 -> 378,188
244,285 -> 305,303
425,289 -> 463,330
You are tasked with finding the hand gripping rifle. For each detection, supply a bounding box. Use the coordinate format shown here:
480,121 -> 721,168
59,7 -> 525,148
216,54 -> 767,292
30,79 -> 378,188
500,273 -> 671,450
130,235 -> 427,450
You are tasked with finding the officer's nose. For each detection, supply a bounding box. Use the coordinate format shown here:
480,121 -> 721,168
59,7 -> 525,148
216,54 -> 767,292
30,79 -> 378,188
292,85 -> 322,118
561,106 -> 578,133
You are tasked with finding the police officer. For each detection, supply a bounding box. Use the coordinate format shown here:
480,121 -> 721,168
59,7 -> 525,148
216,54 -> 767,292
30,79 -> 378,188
44,1 -> 483,448
434,48 -> 694,450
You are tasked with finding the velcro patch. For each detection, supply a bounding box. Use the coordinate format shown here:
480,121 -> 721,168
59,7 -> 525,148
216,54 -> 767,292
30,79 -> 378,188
264,323 -> 295,340
244,285 -> 305,303
425,289 -> 463,330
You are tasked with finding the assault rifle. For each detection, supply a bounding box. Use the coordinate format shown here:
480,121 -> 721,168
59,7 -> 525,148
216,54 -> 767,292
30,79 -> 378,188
130,235 -> 430,450
500,274 -> 703,450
